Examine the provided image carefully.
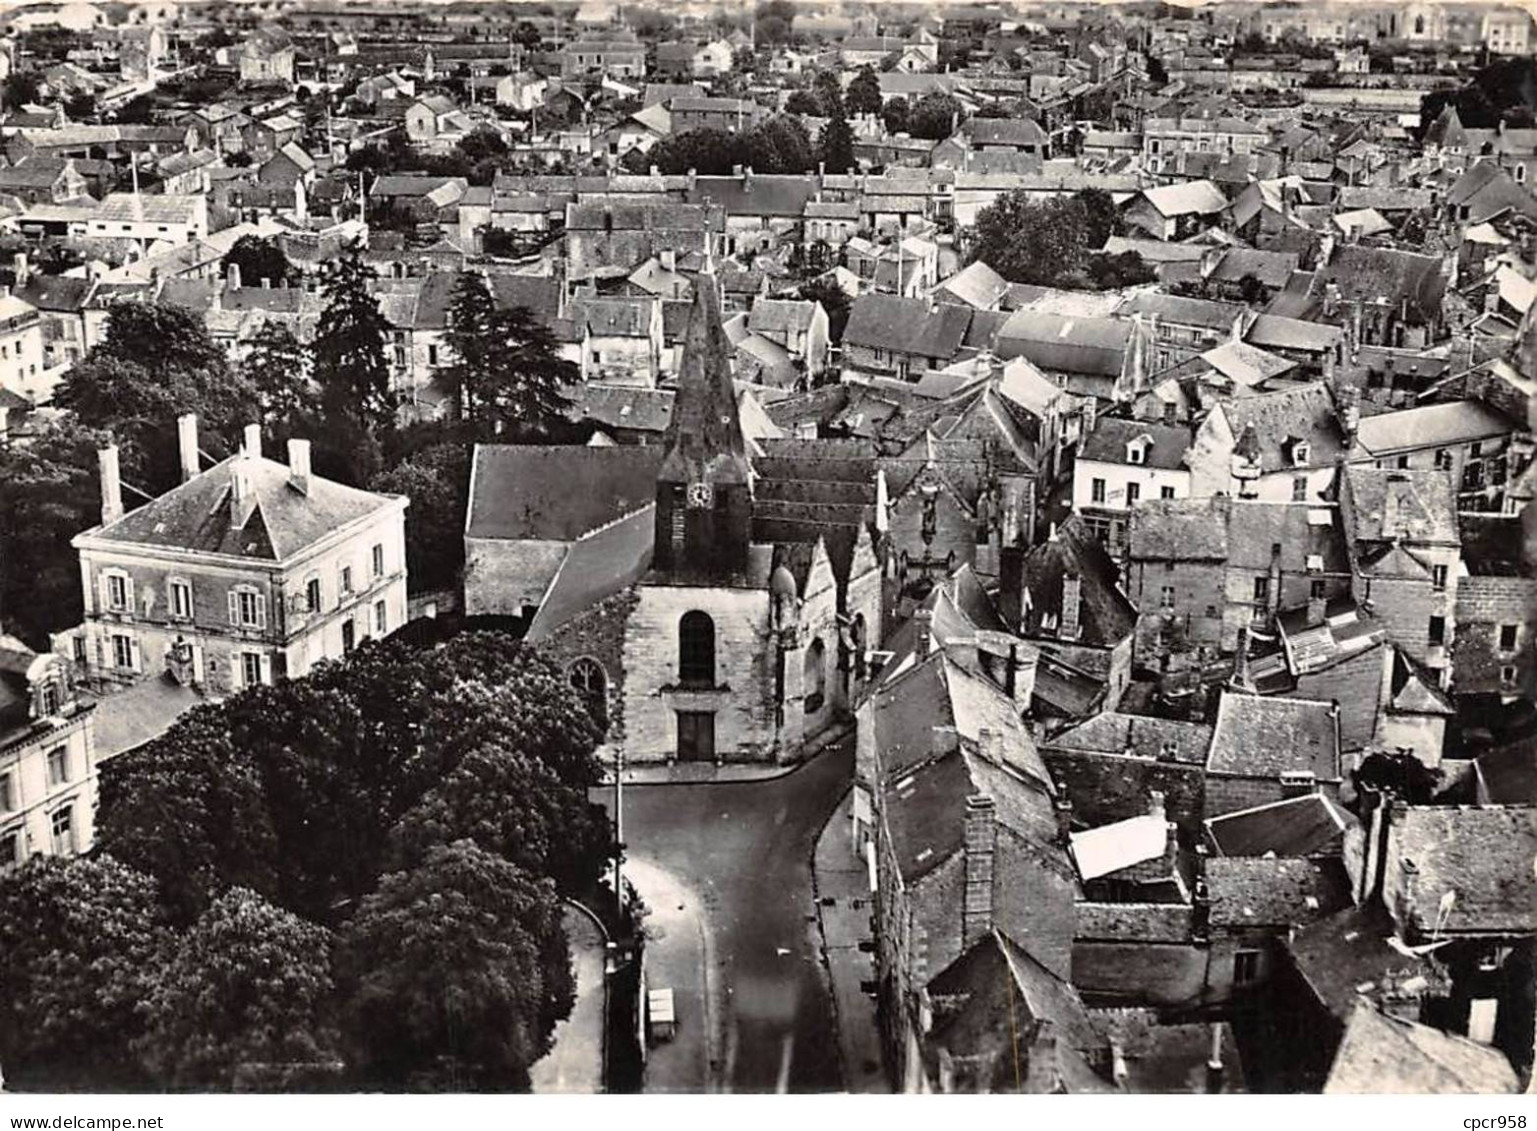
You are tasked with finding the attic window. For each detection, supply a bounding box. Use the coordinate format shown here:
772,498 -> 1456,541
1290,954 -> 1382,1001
1291,440 -> 1310,466
1127,438 -> 1148,465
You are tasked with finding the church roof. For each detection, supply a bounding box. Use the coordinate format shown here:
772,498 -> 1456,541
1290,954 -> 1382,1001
659,278 -> 751,486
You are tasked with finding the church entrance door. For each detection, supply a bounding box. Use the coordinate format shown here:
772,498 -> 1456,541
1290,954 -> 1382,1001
677,710 -> 715,762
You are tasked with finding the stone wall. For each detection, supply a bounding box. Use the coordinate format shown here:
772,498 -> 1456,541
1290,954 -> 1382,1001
1454,572 -> 1537,698
1042,748 -> 1206,838
462,536 -> 567,618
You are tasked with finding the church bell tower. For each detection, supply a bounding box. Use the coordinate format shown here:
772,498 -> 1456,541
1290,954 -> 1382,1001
653,276 -> 753,580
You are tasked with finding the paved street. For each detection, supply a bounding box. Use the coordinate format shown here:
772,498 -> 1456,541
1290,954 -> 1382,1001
599,741 -> 852,1093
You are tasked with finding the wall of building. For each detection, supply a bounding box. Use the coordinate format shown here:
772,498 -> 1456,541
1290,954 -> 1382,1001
619,582 -> 780,764
1453,572 -> 1537,699
462,537 -> 568,619
0,713 -> 96,872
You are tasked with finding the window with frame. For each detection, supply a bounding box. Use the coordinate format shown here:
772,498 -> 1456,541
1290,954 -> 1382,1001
372,543 -> 385,578
1501,664 -> 1517,686
306,576 -> 322,614
374,599 -> 387,637
111,633 -> 133,670
234,588 -> 262,627
0,829 -> 17,871
1160,585 -> 1175,610
1431,564 -> 1448,592
1428,614 -> 1446,646
1233,949 -> 1260,985
50,804 -> 74,856
1499,624 -> 1519,651
1292,476 -> 1308,502
1126,482 -> 1140,506
46,746 -> 69,787
340,565 -> 354,596
169,578 -> 192,619
678,611 -> 716,686
0,770 -> 12,813
106,572 -> 128,611
1253,576 -> 1269,604
1091,478 -> 1107,504
1311,578 -> 1327,599
1160,485 -> 1176,499
38,680 -> 59,717
241,652 -> 264,687
1434,448 -> 1452,470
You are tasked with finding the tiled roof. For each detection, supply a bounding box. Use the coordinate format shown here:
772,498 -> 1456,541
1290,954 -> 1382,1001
465,444 -> 663,541
1205,793 -> 1352,858
1206,856 -> 1352,928
1043,712 -> 1212,765
1324,1003 -> 1520,1094
1387,805 -> 1537,936
1344,466 -> 1459,546
1208,691 -> 1341,781
1079,417 -> 1189,470
1016,516 -> 1137,649
82,454 -> 401,563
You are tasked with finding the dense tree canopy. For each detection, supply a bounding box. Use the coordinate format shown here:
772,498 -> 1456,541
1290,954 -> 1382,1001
968,188 -> 1129,287
312,243 -> 394,437
846,66 -> 882,117
337,840 -> 573,1091
0,855 -> 167,1090
647,115 -> 817,175
907,93 -> 965,141
368,441 -> 468,595
222,234 -> 295,289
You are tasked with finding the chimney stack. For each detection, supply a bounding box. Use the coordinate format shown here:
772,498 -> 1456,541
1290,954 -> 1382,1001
1053,778 -> 1073,844
243,422 -> 262,460
230,452 -> 256,529
288,437 -> 311,495
227,260 -> 241,290
913,607 -> 933,656
177,413 -> 199,482
962,793 -> 996,947
98,444 -> 123,525
1060,572 -> 1082,640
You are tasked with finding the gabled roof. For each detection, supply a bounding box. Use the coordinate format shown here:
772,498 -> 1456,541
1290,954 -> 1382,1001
1079,417 -> 1189,470
80,454 -> 401,563
1208,691 -> 1341,781
1205,793 -> 1352,858
1206,856 -> 1352,928
1215,383 -> 1344,472
1043,711 -> 1212,765
1324,1003 -> 1520,1094
1386,805 -> 1537,936
1344,466 -> 1459,546
844,294 -> 972,360
1016,515 -> 1136,648
1137,179 -> 1227,219
465,444 -> 663,542
1352,399 -> 1515,456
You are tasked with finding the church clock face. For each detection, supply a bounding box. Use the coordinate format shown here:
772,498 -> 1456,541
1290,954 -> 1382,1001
686,481 -> 714,508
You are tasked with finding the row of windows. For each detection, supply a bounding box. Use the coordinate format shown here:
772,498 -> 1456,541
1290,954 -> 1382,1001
1090,479 -> 1179,505
0,803 -> 75,871
0,746 -> 72,816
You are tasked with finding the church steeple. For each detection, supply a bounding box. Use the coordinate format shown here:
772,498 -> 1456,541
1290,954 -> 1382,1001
654,277 -> 753,580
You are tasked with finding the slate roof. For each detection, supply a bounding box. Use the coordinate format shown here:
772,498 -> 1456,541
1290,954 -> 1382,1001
570,384 -> 673,435
1216,383 -> 1345,472
1207,691 -> 1341,781
1206,856 -> 1353,928
15,275 -> 93,313
1119,290 -> 1246,332
1324,1003 -> 1520,1094
1016,516 -> 1137,648
1353,400 -> 1515,455
1138,179 -> 1228,218
1043,711 -> 1212,765
465,444 -> 663,541
1286,904 -> 1450,1022
1386,805 -> 1537,936
1344,467 -> 1459,546
1318,245 -> 1447,323
1245,313 -> 1342,353
525,505 -> 655,640
1127,495 -> 1229,560
1207,247 -> 1300,289
936,259 -> 1010,311
684,174 -> 819,218
1079,417 -> 1189,470
995,310 -> 1130,378
844,294 -> 972,360
1205,793 -> 1352,858
81,454 -> 401,563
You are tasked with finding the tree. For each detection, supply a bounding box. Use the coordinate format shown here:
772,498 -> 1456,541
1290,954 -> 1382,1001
908,92 -> 964,140
882,96 -> 910,135
312,243 -> 394,437
223,234 -> 294,289
336,841 -> 574,1091
820,105 -> 855,173
369,442 -> 468,595
968,191 -> 1088,284
1076,187 -> 1122,248
800,275 -> 851,346
1084,250 -> 1156,289
1147,54 -> 1168,85
0,417 -> 116,647
785,89 -> 823,116
478,306 -> 579,442
1353,750 -> 1443,806
846,66 -> 882,117
746,114 -> 816,173
512,20 -> 542,50
241,319 -> 318,439
136,887 -> 339,1091
2,70 -> 41,110
64,91 -> 96,120
0,856 -> 167,1090
441,270 -> 500,426
53,301 -> 253,494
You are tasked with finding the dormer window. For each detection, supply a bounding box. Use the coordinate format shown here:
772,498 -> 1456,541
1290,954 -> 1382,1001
1127,436 -> 1149,465
38,680 -> 59,718
1290,439 -> 1310,466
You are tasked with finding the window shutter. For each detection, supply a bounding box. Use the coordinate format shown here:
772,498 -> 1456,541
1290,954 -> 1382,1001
124,576 -> 135,617
128,636 -> 141,673
255,593 -> 267,630
228,591 -> 239,625
258,654 -> 272,686
97,573 -> 109,615
230,653 -> 243,690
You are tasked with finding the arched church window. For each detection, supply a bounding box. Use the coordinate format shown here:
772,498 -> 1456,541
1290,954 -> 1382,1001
804,637 -> 827,714
679,611 -> 715,686
568,657 -> 607,731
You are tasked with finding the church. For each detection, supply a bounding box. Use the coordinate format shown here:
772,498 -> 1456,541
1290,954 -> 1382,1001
464,279 -> 885,765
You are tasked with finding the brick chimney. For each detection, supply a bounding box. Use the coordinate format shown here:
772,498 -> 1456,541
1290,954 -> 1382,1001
177,413 -> 199,482
98,444 -> 123,525
1060,571 -> 1082,641
226,260 -> 241,291
962,794 -> 996,948
913,607 -> 933,655
243,422 -> 262,460
288,437 -> 311,495
1053,778 -> 1073,844
230,452 -> 256,530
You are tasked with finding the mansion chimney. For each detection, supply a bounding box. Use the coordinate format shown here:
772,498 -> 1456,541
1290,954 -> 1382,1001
230,452 -> 256,530
98,444 -> 123,525
243,422 -> 262,461
962,794 -> 997,948
288,438 -> 311,495
177,413 -> 199,482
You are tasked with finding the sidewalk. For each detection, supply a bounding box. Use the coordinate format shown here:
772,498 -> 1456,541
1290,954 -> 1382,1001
599,722 -> 854,786
530,905 -> 607,1094
811,789 -> 888,1093
624,856 -> 721,1093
